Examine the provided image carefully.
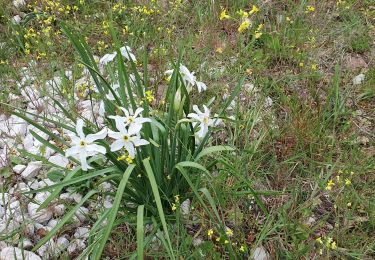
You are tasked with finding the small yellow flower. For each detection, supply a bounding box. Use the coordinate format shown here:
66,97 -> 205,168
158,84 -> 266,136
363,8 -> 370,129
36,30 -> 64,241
299,62 -> 304,67
347,202 -> 352,208
254,31 -> 262,39
316,237 -> 323,244
325,237 -> 333,247
207,229 -> 214,238
305,5 -> 315,13
326,179 -> 335,191
125,155 -> 134,164
345,178 -> 351,186
249,5 -> 259,15
225,227 -> 234,237
331,241 -> 337,250
311,64 -> 318,71
174,195 -> 180,203
215,237 -> 220,242
215,47 -> 223,53
239,245 -> 245,252
220,9 -> 230,20
171,203 -> 177,211
238,19 -> 251,33
286,16 -> 293,23
237,9 -> 248,18
224,240 -> 229,244
145,90 -> 154,102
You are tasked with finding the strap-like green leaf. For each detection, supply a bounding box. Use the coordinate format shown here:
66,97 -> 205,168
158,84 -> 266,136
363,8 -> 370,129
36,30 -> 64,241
94,165 -> 135,260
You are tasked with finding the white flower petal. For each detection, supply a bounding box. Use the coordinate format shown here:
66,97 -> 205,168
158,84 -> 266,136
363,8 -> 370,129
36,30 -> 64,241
110,116 -> 127,133
123,142 -> 136,158
187,113 -> 201,121
119,107 -> 130,117
128,123 -> 142,136
192,105 -> 202,115
133,138 -> 149,147
196,81 -> 207,92
108,130 -> 123,140
86,144 -> 106,154
65,146 -> 80,157
86,128 -> 107,143
133,107 -> 144,118
79,152 -> 90,171
134,118 -> 151,125
99,53 -> 117,65
76,119 -> 85,139
110,139 -> 124,152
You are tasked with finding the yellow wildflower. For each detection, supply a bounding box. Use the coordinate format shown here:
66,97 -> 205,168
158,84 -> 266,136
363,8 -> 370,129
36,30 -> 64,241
207,229 -> 214,238
326,179 -> 334,191
215,237 -> 220,242
316,237 -> 323,244
237,9 -> 248,18
239,245 -> 245,252
145,90 -> 154,102
255,31 -> 262,39
215,47 -> 223,53
125,155 -> 133,164
171,203 -> 177,211
220,9 -> 230,20
331,241 -> 337,250
225,227 -> 234,237
311,64 -> 317,71
174,195 -> 180,203
305,5 -> 315,13
345,178 -> 351,186
249,5 -> 259,15
238,20 -> 251,33
299,62 -> 304,67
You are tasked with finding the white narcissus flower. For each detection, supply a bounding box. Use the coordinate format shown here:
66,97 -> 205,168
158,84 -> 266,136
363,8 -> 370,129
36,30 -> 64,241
108,117 -> 149,158
165,64 -> 207,93
99,53 -> 117,65
120,46 -> 137,62
109,107 -> 151,128
99,46 -> 136,65
187,105 -> 220,138
195,81 -> 207,92
65,119 -> 107,171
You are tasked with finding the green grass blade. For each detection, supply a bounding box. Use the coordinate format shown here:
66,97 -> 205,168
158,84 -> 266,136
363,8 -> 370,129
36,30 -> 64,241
137,205 -> 145,260
94,164 -> 135,260
142,158 -> 174,258
26,166 -> 118,195
194,146 -> 234,162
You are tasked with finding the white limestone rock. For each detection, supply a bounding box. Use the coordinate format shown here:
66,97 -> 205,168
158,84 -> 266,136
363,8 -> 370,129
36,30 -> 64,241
0,247 -> 41,260
252,246 -> 270,260
48,154 -> 69,168
21,161 -> 43,180
67,239 -> 86,254
74,207 -> 89,222
27,203 -> 52,223
13,165 -> 26,174
74,227 -> 90,239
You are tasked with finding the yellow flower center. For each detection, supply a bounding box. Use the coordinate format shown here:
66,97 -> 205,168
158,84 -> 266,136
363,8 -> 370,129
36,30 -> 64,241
203,116 -> 209,124
79,140 -> 86,147
123,135 -> 130,142
127,117 -> 134,124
